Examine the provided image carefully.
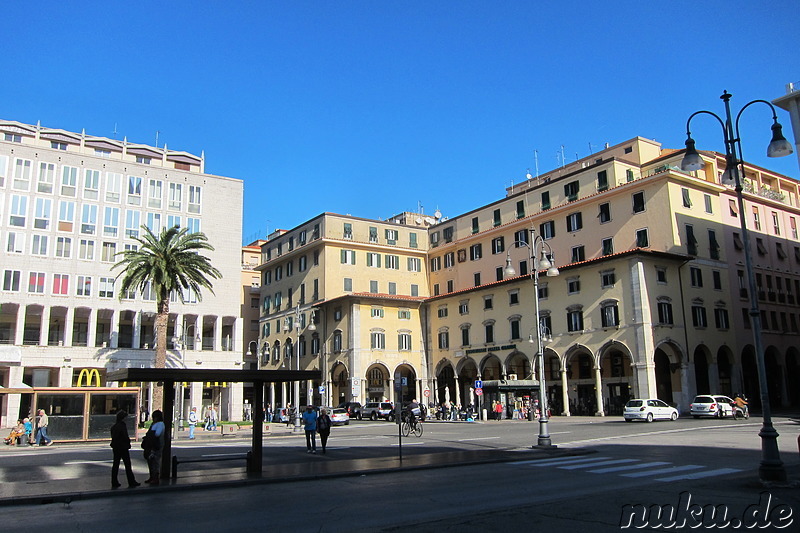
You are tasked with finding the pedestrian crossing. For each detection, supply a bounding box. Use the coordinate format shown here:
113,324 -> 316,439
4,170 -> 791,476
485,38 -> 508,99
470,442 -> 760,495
507,455 -> 742,482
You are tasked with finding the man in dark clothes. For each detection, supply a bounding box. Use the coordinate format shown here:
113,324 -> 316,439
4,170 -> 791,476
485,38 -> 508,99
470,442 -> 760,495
110,410 -> 140,489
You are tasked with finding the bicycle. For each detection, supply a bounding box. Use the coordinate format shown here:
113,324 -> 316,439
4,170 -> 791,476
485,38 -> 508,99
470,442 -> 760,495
401,417 -> 423,437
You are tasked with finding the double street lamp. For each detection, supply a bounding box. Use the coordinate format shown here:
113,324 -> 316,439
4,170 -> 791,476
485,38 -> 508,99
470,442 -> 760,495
171,323 -> 201,438
504,226 -> 559,447
284,305 -> 316,433
681,90 -> 793,483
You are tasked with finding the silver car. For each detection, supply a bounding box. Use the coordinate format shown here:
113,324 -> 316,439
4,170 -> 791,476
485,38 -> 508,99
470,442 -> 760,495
623,398 -> 679,422
690,395 -> 735,418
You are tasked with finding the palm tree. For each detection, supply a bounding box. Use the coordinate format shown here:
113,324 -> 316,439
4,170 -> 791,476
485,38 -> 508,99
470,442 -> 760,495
113,226 -> 222,410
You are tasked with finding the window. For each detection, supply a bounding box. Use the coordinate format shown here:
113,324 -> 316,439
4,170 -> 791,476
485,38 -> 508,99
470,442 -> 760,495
52,274 -> 69,295
389,282 -> 397,295
516,200 -> 525,219
514,229 -> 528,247
597,170 -> 608,192
493,209 -> 501,227
704,194 -> 713,214
692,305 -> 708,328
567,309 -> 584,332
6,232 -> 24,254
31,234 -> 48,256
656,267 -> 667,284
474,272 -> 481,286
469,243 -> 482,261
538,282 -> 548,299
636,228 -> 649,248
371,307 -> 385,318
367,252 -> 382,268
167,182 -> 182,210
4,133 -> 21,143
398,309 -> 411,319
79,239 -> 95,260
484,296 -> 493,310
598,202 -> 611,223
81,204 -> 98,235
99,277 -> 115,298
76,275 -> 92,297
343,278 -> 352,292
411,284 -> 419,297
186,217 -> 201,234
690,266 -> 703,287
601,302 -> 619,328
433,283 -> 440,296
710,270 -> 721,291
444,252 -> 455,268
0,154 -> 6,187
601,270 -> 616,288
715,308 -> 730,329
58,200 -> 75,232
437,306 -> 448,318
333,331 -> 343,352
83,169 -> 100,200
509,290 -> 519,305
148,179 -> 163,209
368,226 -> 378,243
398,332 -> 412,351
541,191 -> 551,210
657,301 -> 674,325
567,277 -> 580,294
571,246 -> 585,263
459,301 -> 469,315
471,217 -> 479,234
491,236 -> 505,254
103,207 -> 119,237
146,212 -> 161,234
105,172 -> 122,203
632,192 -> 645,213
55,236 -> 72,258
13,158 -> 32,190
791,218 -> 798,239
136,156 -> 151,164
752,206 -> 761,231
564,181 -> 579,202
9,195 -> 27,226
681,187 -> 692,208
385,229 -> 398,244
385,254 -> 400,270
187,185 -> 202,214
101,241 -> 116,262
461,326 -> 470,346
510,318 -> 521,340
3,270 -> 21,292
540,221 -> 555,240
772,212 -> 781,235
437,331 -> 449,349
708,229 -> 720,260
340,249 -> 356,264
370,280 -> 378,293
408,257 -> 421,272
685,225 -> 697,255
34,198 -> 52,229
756,238 -> 767,256
37,162 -> 55,193
484,322 -> 494,343
28,272 -> 45,294
602,237 -> 613,256
566,212 -> 583,232
127,176 -> 142,205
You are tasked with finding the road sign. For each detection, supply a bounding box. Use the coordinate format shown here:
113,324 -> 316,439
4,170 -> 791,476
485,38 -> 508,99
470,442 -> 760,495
423,389 -> 430,397
474,380 -> 483,389
319,386 -> 325,393
475,388 -> 483,396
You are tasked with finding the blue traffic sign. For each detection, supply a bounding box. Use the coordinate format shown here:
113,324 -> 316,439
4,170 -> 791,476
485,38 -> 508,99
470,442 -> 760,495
474,380 -> 483,389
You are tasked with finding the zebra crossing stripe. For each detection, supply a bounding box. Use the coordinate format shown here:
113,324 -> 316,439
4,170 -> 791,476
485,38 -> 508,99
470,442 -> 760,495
656,468 -> 743,482
588,461 -> 670,474
621,465 -> 704,478
507,456 -> 611,467
558,459 -> 638,470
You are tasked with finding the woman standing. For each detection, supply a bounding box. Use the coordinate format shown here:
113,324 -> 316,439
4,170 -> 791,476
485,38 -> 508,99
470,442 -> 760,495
110,410 -> 140,488
317,408 -> 332,454
144,410 -> 165,485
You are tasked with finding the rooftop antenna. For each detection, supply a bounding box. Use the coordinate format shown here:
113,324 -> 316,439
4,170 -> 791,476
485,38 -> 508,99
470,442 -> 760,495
418,201 -> 424,215
561,145 -> 566,168
534,150 -> 539,178
113,123 -> 118,139
155,130 -> 160,148
588,142 -> 594,155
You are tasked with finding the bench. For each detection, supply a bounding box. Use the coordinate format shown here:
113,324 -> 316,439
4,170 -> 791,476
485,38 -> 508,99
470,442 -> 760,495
171,451 -> 252,478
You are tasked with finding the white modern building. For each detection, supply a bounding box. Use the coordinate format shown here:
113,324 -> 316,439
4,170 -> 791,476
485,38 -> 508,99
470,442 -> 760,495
0,120 -> 245,428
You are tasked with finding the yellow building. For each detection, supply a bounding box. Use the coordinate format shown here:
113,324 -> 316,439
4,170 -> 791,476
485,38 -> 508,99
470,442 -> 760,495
256,137 -> 800,415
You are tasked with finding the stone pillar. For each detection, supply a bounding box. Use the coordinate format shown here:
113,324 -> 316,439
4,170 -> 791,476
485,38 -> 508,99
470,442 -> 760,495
269,383 -> 276,414
58,366 -> 73,387
228,382 -> 244,422
110,309 -> 119,348
132,311 -> 141,349
594,365 -> 605,416
454,377 -> 461,407
709,360 -> 721,393
561,369 -> 571,416
214,316 -> 223,352
87,309 -> 97,348
39,306 -> 50,347
14,305 -> 26,346
63,307 -> 74,347
4,366 -> 26,426
194,316 -> 202,350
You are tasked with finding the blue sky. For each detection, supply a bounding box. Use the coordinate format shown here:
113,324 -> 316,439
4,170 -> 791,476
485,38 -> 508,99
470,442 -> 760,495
4,2 -> 799,243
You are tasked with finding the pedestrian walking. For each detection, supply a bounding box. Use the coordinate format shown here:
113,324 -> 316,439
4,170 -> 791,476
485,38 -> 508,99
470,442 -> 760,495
187,407 -> 198,439
143,410 -> 165,485
286,402 -> 294,427
210,405 -> 218,430
494,401 -> 503,421
35,409 -> 53,446
110,410 -> 140,489
317,408 -> 332,454
302,405 -> 318,453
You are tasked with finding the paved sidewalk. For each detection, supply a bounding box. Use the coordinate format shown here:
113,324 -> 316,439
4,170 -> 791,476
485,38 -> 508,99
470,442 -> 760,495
0,420 -> 586,506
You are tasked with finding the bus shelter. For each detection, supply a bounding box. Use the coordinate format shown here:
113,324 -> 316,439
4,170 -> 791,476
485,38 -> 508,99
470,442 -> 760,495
107,368 -> 321,477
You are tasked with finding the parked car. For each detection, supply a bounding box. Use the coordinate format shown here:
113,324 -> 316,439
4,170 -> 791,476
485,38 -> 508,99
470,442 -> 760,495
623,398 -> 679,422
690,395 -> 735,418
337,402 -> 362,420
270,406 -> 290,423
361,401 -> 394,421
329,408 -> 350,426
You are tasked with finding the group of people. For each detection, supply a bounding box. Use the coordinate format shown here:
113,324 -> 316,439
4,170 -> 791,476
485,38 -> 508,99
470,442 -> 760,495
301,405 -> 332,454
3,409 -> 53,446
110,408 -> 165,489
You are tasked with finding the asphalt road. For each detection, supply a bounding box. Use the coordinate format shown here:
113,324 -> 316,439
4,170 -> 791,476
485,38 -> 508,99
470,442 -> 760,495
1,416 -> 798,531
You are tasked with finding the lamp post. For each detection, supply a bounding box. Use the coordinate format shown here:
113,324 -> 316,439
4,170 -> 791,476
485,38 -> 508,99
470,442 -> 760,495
171,321 -> 201,439
285,305 -> 315,433
681,90 -> 793,483
504,226 -> 559,447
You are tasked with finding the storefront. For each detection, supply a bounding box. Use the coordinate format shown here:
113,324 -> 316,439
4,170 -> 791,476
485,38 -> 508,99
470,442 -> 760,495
480,379 -> 540,420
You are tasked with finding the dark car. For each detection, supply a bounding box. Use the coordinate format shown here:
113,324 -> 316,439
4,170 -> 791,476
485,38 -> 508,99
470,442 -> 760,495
337,401 -> 362,420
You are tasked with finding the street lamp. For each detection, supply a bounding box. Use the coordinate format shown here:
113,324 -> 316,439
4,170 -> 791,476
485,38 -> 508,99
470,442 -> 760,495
680,90 -> 793,483
504,226 -> 559,447
171,322 -> 201,438
284,305 -> 315,433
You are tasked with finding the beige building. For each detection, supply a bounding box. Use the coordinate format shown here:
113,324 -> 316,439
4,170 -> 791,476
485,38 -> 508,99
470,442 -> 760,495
257,136 -> 800,416
0,120 -> 245,427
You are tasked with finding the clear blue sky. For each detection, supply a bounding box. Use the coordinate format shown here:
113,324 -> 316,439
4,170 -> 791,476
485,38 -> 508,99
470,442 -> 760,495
4,2 -> 799,243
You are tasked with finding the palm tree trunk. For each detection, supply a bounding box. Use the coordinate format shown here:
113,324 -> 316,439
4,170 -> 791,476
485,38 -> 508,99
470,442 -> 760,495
151,299 -> 170,411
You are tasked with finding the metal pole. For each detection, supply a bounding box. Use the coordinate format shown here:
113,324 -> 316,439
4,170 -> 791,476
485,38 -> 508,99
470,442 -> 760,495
721,92 -> 786,482
293,307 -> 302,433
530,228 -> 552,448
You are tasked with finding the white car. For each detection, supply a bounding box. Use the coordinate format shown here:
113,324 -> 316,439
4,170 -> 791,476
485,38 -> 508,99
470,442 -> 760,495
329,408 -> 350,426
623,398 -> 679,422
690,395 -> 735,418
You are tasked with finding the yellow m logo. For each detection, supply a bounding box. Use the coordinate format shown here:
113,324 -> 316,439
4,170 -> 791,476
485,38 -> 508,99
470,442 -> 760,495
77,368 -> 101,387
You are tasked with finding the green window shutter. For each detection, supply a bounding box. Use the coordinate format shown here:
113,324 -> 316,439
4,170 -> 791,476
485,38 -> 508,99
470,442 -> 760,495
541,192 -> 551,210
376,254 -> 381,267
516,200 -> 525,219
341,250 -> 346,263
